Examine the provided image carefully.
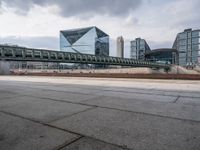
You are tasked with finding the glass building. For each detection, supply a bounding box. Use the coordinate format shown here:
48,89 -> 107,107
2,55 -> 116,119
60,26 -> 109,56
172,29 -> 200,66
145,49 -> 178,65
130,38 -> 151,60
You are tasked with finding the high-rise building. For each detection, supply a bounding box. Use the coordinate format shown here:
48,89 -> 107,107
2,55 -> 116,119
60,26 -> 109,56
172,29 -> 200,66
116,36 -> 124,58
130,38 -> 151,60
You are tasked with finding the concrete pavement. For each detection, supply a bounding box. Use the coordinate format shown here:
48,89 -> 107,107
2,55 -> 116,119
0,76 -> 200,150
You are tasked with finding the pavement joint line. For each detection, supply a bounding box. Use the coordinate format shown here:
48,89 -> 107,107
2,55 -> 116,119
55,135 -> 133,150
100,88 -> 200,99
0,110 -> 83,136
173,96 -> 180,103
15,94 -> 101,108
75,136 -> 132,150
0,95 -> 23,100
76,103 -> 200,124
2,81 -> 200,99
76,95 -> 105,103
82,95 -> 175,104
68,84 -> 200,95
41,89 -> 95,96
51,136 -> 84,150
44,124 -> 132,149
14,89 -> 199,103
46,123 -> 132,150
0,108 -> 190,150
10,94 -> 200,123
47,106 -> 98,124
4,84 -> 97,96
0,110 -> 47,124
5,82 -> 200,99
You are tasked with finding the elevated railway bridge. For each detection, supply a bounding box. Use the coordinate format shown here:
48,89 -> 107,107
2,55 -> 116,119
0,45 -> 170,71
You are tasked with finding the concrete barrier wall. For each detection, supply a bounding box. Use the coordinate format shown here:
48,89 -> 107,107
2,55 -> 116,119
0,61 -> 10,75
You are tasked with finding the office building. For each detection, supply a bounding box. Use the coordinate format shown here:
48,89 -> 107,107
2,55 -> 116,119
60,26 -> 109,56
172,29 -> 200,66
116,36 -> 124,58
145,48 -> 178,65
130,38 -> 151,60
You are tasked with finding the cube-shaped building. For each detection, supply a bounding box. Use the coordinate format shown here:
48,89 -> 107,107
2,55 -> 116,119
60,26 -> 109,56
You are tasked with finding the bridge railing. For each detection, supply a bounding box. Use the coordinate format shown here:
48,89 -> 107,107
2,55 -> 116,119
0,45 -> 170,70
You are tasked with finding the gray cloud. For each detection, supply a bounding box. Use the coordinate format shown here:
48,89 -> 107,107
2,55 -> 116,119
0,0 -> 142,18
0,36 -> 129,58
148,40 -> 173,50
0,36 -> 59,50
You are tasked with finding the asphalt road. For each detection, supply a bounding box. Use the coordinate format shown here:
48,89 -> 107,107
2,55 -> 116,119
0,76 -> 200,150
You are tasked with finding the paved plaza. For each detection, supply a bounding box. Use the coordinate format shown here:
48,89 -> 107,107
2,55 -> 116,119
0,76 -> 200,150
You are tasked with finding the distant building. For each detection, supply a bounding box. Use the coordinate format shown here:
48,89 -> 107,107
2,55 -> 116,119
172,28 -> 200,66
145,48 -> 178,65
116,36 -> 124,58
130,38 -> 151,60
60,26 -> 109,56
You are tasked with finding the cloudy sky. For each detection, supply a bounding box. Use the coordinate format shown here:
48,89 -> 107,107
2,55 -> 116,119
0,0 -> 199,57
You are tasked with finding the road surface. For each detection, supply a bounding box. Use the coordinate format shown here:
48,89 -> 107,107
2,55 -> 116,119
0,76 -> 200,150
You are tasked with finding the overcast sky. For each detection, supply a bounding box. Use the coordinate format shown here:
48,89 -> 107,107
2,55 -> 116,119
0,0 -> 199,57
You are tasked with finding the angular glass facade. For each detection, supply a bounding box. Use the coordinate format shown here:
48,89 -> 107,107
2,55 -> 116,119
172,29 -> 200,66
60,26 -> 109,56
130,38 -> 151,60
145,49 -> 178,65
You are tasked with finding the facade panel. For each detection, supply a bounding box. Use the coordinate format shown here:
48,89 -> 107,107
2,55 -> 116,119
60,26 -> 109,56
172,29 -> 200,66
145,49 -> 178,65
130,38 -> 151,60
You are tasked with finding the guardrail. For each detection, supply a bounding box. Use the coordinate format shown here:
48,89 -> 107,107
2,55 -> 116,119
0,45 -> 170,70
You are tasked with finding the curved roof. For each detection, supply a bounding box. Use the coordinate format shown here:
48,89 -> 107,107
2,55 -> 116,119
145,48 -> 178,55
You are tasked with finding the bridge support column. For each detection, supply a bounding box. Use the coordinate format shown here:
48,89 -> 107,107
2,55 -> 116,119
0,61 -> 11,75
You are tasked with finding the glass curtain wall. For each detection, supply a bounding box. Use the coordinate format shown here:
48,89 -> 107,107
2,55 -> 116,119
173,29 -> 200,66
60,26 -> 109,56
130,38 -> 151,60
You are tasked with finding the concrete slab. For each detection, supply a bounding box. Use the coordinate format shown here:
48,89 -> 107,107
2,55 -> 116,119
0,96 -> 93,123
82,96 -> 200,121
1,76 -> 200,150
103,87 -> 200,98
51,107 -> 200,150
92,91 -> 177,102
0,112 -> 80,150
2,81 -> 101,95
22,90 -> 99,103
0,90 -> 19,100
61,137 -> 125,150
177,97 -> 200,106
41,85 -> 102,95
